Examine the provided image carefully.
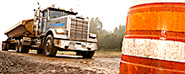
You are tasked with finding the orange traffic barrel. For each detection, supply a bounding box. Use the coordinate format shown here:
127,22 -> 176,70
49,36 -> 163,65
120,0 -> 185,74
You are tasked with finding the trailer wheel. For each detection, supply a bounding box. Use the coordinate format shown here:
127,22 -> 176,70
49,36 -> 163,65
2,43 -> 8,51
44,35 -> 57,57
15,41 -> 19,53
19,39 -> 29,53
81,51 -> 95,58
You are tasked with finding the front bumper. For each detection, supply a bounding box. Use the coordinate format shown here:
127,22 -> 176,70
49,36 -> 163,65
54,39 -> 98,51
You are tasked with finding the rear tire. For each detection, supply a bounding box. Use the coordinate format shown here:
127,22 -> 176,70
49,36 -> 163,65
19,39 -> 29,53
44,35 -> 57,57
81,51 -> 95,58
2,43 -> 8,51
37,38 -> 45,54
15,41 -> 19,53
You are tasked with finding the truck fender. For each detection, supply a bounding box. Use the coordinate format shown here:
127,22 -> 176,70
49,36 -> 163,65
45,28 -> 68,39
45,29 -> 57,38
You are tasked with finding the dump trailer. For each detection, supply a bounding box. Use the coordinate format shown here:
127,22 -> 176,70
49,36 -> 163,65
2,3 -> 98,58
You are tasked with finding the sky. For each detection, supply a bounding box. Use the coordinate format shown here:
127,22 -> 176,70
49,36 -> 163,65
0,0 -> 130,41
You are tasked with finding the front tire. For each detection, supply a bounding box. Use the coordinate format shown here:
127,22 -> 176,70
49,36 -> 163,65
81,51 -> 95,58
44,35 -> 57,57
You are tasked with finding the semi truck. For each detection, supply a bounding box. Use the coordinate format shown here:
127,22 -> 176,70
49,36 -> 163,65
2,3 -> 98,58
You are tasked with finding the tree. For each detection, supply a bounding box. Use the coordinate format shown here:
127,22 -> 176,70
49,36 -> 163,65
89,17 -> 126,51
89,17 -> 103,34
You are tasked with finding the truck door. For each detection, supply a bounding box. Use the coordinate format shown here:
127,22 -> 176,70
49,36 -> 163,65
42,10 -> 48,33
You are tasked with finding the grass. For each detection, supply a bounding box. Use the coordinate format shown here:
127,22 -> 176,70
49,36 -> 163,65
94,50 -> 121,58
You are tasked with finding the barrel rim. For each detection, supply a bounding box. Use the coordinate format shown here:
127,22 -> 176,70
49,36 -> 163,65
130,1 -> 185,8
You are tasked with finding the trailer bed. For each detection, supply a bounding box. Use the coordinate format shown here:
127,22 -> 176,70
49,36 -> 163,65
4,19 -> 34,38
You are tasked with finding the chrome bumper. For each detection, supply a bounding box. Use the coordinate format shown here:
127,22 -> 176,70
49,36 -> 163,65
54,39 -> 98,51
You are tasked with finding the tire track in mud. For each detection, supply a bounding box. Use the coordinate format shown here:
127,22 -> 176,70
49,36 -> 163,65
0,50 -> 120,74
0,51 -> 100,74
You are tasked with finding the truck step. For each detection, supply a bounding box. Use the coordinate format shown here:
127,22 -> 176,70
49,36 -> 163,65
31,45 -> 40,48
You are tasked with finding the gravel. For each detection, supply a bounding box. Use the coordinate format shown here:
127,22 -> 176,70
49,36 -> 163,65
0,51 -> 101,74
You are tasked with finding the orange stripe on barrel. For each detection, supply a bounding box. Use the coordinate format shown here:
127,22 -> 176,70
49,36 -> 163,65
126,2 -> 185,42
119,54 -> 185,74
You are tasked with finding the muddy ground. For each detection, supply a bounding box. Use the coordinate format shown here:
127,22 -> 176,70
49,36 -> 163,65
0,50 -> 120,74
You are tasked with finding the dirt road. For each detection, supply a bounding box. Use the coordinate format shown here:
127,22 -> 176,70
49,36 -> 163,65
0,50 -> 120,74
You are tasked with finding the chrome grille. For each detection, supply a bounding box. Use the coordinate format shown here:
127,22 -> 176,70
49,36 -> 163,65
70,18 -> 88,41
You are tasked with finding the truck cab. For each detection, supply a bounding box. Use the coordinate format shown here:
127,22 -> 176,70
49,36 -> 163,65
34,7 -> 98,58
2,5 -> 98,58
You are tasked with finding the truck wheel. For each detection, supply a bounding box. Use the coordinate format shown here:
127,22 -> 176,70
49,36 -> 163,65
2,43 -> 8,51
81,51 -> 95,58
37,38 -> 45,54
19,39 -> 29,53
37,49 -> 44,54
15,41 -> 19,53
76,52 -> 81,55
44,35 -> 57,57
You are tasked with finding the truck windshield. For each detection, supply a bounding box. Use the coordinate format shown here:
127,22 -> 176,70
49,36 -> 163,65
49,10 -> 72,18
49,10 -> 63,18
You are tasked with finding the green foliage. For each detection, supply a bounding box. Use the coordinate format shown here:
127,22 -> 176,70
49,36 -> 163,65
89,17 -> 103,34
89,17 -> 126,51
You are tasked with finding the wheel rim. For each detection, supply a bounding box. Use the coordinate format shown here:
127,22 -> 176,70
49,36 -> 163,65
45,39 -> 52,55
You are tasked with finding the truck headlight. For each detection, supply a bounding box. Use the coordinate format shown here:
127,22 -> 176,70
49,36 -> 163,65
55,29 -> 65,34
89,33 -> 97,38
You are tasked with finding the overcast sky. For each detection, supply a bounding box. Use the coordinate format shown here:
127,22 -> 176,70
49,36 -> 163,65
0,0 -> 130,41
